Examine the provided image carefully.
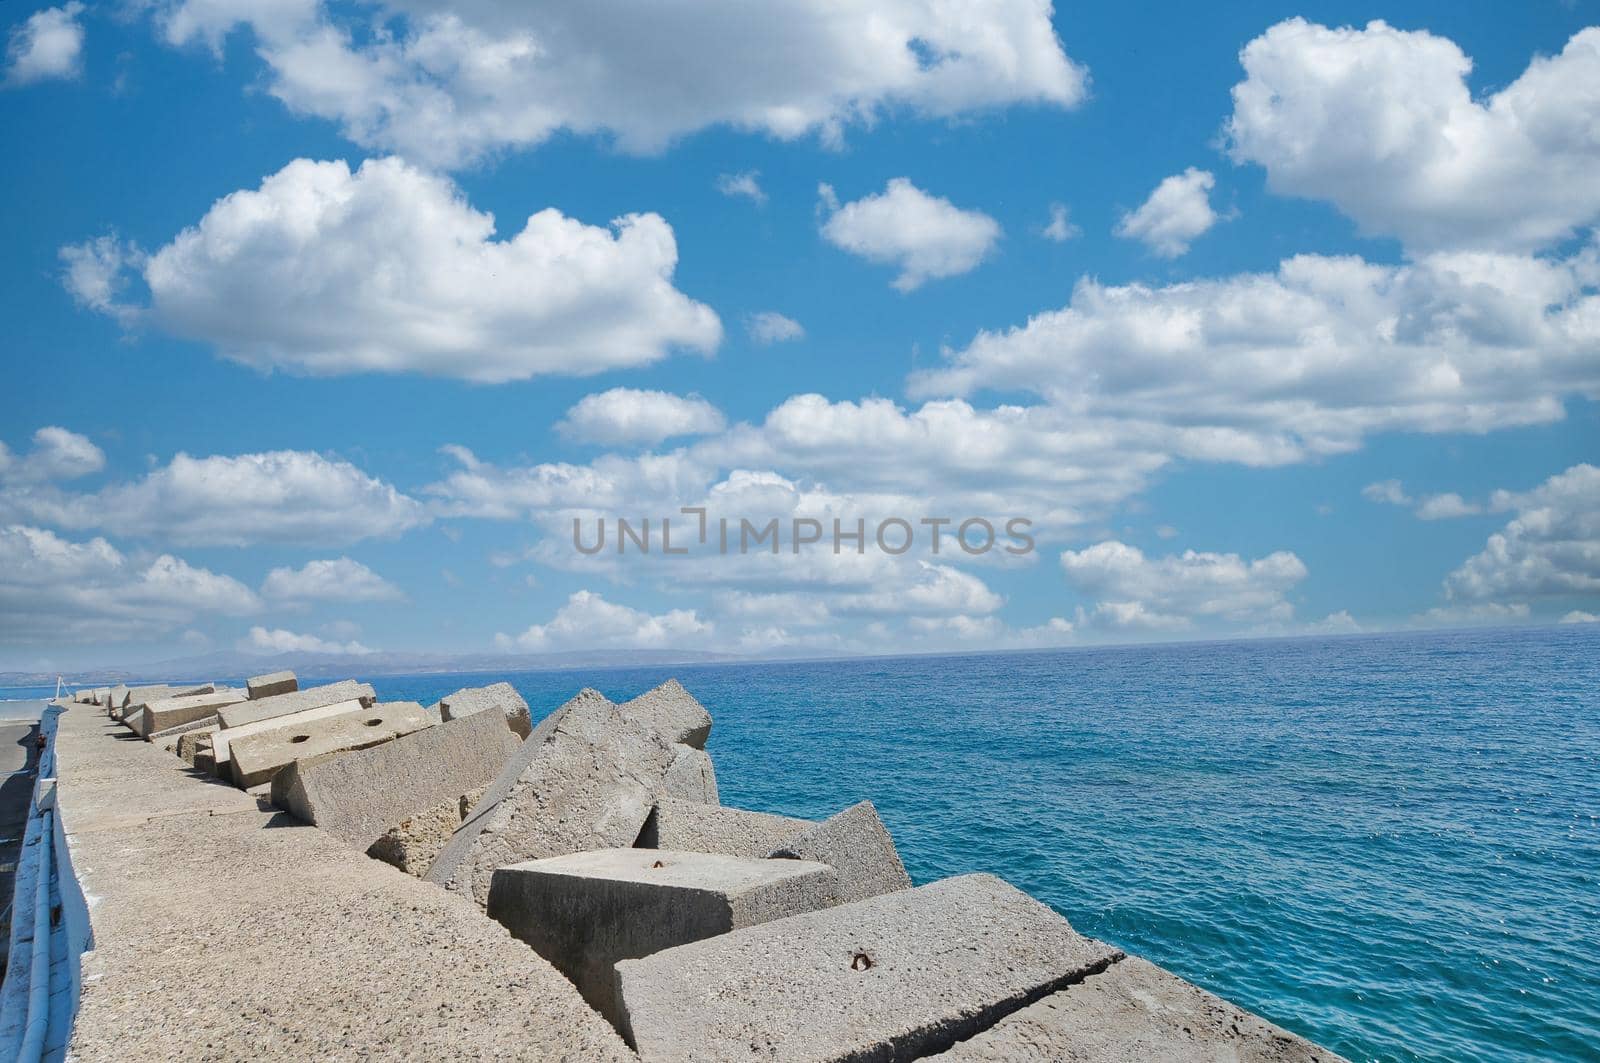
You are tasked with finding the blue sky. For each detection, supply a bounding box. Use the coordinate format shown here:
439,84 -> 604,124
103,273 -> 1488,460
1,0 -> 1596,670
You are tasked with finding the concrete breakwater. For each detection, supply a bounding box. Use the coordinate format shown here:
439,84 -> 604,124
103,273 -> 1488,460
14,675 -> 1348,1060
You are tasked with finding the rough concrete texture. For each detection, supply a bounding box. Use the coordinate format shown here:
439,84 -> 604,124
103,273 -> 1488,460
147,714 -> 221,744
636,799 -> 813,859
136,688 -> 245,738
123,684 -> 177,711
231,701 -> 433,788
618,679 -> 712,749
51,708 -> 636,1062
615,873 -> 1122,1063
488,849 -> 837,1028
246,670 -> 298,700
121,707 -> 146,735
272,708 -> 518,851
217,679 -> 375,730
661,745 -> 719,804
210,698 -> 368,770
930,956 -> 1349,1062
176,727 -> 218,765
770,799 -> 913,905
367,786 -> 487,875
440,681 -> 534,739
426,688 -> 682,906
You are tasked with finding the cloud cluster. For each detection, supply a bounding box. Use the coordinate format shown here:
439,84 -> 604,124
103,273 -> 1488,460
147,0 -> 1086,168
495,590 -> 711,651
1444,463 -> 1599,603
1060,540 -> 1307,630
819,179 -> 1002,291
0,426 -> 103,483
239,625 -> 373,655
557,389 -> 726,447
261,558 -> 403,602
5,2 -> 85,86
746,311 -> 805,345
1115,168 -> 1219,258
65,157 -> 721,382
1228,20 -> 1600,252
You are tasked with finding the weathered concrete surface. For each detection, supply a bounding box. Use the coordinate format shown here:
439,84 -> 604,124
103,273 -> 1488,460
246,670 -> 298,700
488,849 -> 837,1028
615,873 -> 1121,1062
210,698 -> 368,771
121,707 -> 146,735
426,689 -> 681,906
176,726 -> 218,765
618,680 -> 711,749
272,708 -> 518,851
216,679 -> 375,730
440,681 -> 533,740
367,786 -> 487,875
660,745 -> 719,804
636,799 -> 812,858
930,956 -> 1348,1062
123,684 -> 177,711
51,707 -> 637,1062
770,799 -> 912,905
147,714 -> 221,745
135,688 -> 245,738
231,701 -> 432,788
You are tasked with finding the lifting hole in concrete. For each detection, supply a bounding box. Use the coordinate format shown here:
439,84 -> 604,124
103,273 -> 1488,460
851,952 -> 874,971
364,718 -> 383,726
289,734 -> 310,743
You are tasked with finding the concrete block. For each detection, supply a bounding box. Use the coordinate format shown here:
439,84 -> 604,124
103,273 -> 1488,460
488,849 -> 837,1028
210,699 -> 369,771
122,707 -> 146,735
614,873 -> 1123,1062
636,799 -> 812,859
929,955 -> 1348,1062
367,787 -> 487,875
177,728 -> 219,766
148,714 -> 221,744
246,670 -> 298,700
660,745 -> 718,804
217,679 -> 375,729
136,689 -> 246,739
271,708 -> 518,851
231,701 -> 433,789
172,683 -> 216,698
439,681 -> 533,739
124,684 -> 177,710
770,800 -> 912,905
105,684 -> 129,712
425,689 -> 681,906
193,735 -> 218,776
619,679 -> 712,749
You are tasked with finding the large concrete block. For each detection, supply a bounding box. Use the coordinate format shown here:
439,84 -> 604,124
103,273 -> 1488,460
439,681 -> 533,739
618,679 -> 712,749
636,799 -> 812,859
105,685 -> 127,716
217,679 -> 375,729
231,701 -> 433,788
246,670 -> 298,700
769,800 -> 912,905
367,786 -> 487,875
177,727 -> 219,766
660,745 -> 719,804
210,699 -> 368,772
425,689 -> 682,906
122,707 -> 146,735
124,684 -> 176,710
271,708 -> 519,851
489,849 -> 837,1028
136,689 -> 246,739
614,873 -> 1122,1063
149,714 -> 222,745
929,955 -> 1348,1062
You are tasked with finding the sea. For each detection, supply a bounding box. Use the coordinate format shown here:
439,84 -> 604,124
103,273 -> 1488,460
7,623 -> 1597,1061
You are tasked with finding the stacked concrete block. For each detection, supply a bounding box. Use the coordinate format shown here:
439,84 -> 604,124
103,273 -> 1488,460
272,708 -> 519,851
929,955 -> 1349,1062
613,873 -> 1122,1061
217,679 -> 376,730
105,685 -> 129,714
230,701 -> 433,788
367,787 -> 487,875
770,799 -> 912,905
245,670 -> 298,700
426,689 -> 684,906
618,679 -> 712,748
176,728 -> 218,766
147,714 -> 224,745
135,688 -> 246,739
438,681 -> 533,739
636,799 -> 813,859
122,708 -> 147,735
209,698 -> 369,775
487,849 -> 838,1028
660,745 -> 718,804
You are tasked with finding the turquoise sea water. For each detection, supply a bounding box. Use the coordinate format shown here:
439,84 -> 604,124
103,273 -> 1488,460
374,625 -> 1598,1063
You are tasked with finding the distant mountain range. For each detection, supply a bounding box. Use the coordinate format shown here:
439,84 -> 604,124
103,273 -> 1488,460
0,647 -> 750,687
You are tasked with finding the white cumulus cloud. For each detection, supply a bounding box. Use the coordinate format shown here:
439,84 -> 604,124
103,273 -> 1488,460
747,311 -> 805,345
1228,20 -> 1600,252
261,557 -> 403,602
0,426 -> 103,484
1115,168 -> 1219,258
717,171 -> 766,205
1061,540 -> 1307,630
557,388 -> 726,447
239,625 -> 373,655
495,590 -> 712,651
1041,203 -> 1079,242
5,3 -> 85,86
1443,463 -> 1599,604
819,178 -> 1001,291
63,157 -> 721,382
